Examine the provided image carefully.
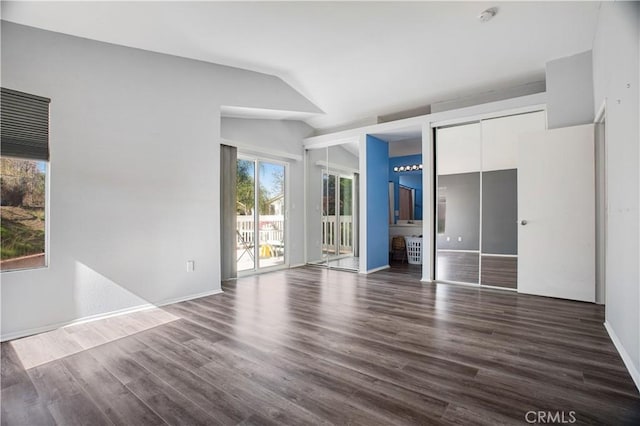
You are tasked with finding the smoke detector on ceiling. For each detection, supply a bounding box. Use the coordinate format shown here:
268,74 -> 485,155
478,7 -> 498,23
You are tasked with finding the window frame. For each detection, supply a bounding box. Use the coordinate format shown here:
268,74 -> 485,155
0,156 -> 50,273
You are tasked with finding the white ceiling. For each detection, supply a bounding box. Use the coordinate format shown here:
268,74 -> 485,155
2,1 -> 601,131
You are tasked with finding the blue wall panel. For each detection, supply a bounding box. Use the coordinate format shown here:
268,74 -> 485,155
366,135 -> 389,271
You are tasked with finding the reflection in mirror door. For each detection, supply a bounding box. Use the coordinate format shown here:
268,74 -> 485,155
339,176 -> 354,256
322,171 -> 355,267
322,172 -> 336,260
305,143 -> 359,272
435,123 -> 481,284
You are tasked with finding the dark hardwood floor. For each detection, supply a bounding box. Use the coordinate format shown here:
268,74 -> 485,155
2,266 -> 639,425
437,251 -> 480,284
437,251 -> 519,289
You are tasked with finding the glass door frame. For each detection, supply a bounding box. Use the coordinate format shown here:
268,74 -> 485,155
237,154 -> 290,276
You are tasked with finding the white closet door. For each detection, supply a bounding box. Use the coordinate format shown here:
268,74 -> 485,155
518,124 -> 595,302
481,111 -> 546,172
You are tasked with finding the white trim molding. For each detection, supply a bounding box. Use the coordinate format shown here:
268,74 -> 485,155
1,288 -> 224,342
604,321 -> 640,393
221,138 -> 303,161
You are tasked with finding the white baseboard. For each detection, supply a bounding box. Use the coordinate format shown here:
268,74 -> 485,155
420,278 -> 435,284
604,321 -> 640,393
290,263 -> 307,268
1,288 -> 224,342
361,264 -> 390,274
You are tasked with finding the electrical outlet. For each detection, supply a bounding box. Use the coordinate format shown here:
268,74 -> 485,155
458,236 -> 463,242
446,236 -> 450,241
187,260 -> 195,272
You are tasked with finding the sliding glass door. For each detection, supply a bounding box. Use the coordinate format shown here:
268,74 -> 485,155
236,157 -> 286,273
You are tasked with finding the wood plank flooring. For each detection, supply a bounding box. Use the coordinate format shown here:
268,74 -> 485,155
2,266 -> 640,425
437,251 -> 518,289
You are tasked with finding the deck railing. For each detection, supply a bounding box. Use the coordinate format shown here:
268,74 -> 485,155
237,214 -> 353,254
322,215 -> 353,254
236,215 -> 284,246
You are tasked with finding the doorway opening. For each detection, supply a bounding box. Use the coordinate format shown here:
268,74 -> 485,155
384,128 -> 424,279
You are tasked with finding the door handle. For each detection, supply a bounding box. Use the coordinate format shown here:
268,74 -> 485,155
520,220 -> 528,226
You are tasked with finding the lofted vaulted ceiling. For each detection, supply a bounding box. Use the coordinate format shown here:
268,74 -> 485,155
2,1 -> 601,131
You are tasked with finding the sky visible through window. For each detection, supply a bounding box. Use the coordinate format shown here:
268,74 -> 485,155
259,162 -> 284,198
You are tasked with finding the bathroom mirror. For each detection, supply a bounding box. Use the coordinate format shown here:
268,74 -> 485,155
389,155 -> 422,224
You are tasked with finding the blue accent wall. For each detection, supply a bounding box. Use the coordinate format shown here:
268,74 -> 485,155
389,154 -> 423,222
366,135 -> 389,271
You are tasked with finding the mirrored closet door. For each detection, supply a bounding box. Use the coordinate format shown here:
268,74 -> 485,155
435,111 -> 546,289
306,142 -> 360,271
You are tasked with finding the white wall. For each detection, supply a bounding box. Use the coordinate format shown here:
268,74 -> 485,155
592,1 -> 640,389
0,22 -> 318,340
546,50 -> 595,129
220,117 -> 314,267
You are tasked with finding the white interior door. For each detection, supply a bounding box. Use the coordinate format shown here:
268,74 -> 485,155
518,124 -> 595,302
